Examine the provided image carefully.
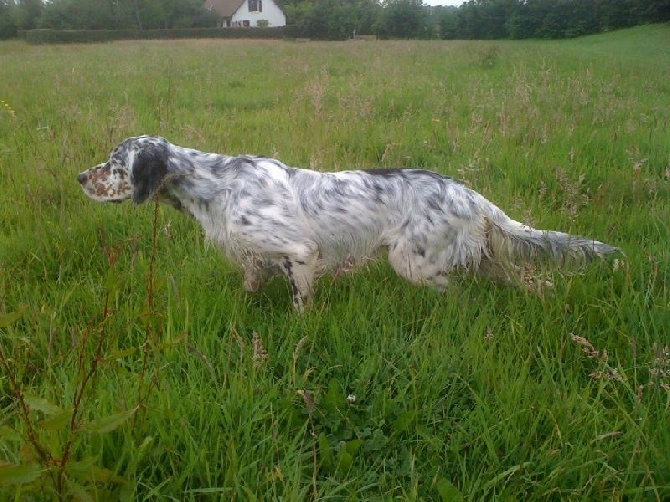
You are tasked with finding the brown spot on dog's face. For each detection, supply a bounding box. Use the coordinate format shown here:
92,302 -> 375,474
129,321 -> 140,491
77,161 -> 132,203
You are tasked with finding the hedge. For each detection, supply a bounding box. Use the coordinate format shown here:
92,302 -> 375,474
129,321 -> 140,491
21,26 -> 302,44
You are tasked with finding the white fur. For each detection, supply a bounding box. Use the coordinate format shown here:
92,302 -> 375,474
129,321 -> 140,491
77,136 -> 619,311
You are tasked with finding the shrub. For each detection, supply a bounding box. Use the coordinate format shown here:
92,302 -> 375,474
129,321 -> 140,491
22,26 -> 301,44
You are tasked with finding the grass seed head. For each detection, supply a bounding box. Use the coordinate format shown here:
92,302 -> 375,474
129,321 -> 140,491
571,333 -> 600,359
252,331 -> 269,369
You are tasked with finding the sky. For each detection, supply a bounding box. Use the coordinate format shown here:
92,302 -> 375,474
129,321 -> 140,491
423,0 -> 464,6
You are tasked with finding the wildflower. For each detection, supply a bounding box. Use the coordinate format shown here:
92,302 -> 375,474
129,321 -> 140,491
1,99 -> 17,119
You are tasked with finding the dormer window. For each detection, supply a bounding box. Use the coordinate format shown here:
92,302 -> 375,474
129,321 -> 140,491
248,0 -> 262,12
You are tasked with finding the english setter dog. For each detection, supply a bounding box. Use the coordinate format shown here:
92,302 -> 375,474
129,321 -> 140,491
77,136 -> 618,311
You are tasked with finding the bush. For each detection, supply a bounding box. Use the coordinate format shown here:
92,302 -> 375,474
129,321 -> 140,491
22,26 -> 301,44
0,2 -> 17,39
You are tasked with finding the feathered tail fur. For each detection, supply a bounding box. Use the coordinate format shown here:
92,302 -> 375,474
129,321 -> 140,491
486,215 -> 619,267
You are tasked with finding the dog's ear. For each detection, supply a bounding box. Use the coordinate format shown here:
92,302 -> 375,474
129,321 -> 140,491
130,143 -> 169,204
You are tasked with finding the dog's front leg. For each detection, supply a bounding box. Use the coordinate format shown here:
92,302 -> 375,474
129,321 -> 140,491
280,245 -> 318,312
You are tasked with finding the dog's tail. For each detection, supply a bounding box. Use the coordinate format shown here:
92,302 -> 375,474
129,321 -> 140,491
485,210 -> 619,265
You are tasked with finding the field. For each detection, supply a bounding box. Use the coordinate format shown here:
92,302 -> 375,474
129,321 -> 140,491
1,24 -> 669,499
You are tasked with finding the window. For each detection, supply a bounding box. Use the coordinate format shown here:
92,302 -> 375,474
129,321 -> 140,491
248,0 -> 262,12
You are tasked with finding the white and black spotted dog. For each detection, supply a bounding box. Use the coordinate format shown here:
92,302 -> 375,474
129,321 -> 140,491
77,135 -> 618,311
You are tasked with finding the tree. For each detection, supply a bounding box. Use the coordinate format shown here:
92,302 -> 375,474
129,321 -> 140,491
437,6 -> 459,39
286,0 -> 380,40
377,0 -> 430,39
598,0 -> 638,29
637,0 -> 670,22
13,0 -> 42,30
40,0 -> 116,29
6,0 -> 669,40
38,0 -> 218,30
0,0 -> 17,39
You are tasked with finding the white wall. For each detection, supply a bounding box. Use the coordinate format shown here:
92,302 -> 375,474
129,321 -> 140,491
231,0 -> 286,27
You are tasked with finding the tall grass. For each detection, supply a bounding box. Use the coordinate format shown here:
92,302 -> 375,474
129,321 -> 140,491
1,25 -> 669,499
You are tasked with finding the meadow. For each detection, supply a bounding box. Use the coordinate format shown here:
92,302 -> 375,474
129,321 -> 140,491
0,24 -> 669,499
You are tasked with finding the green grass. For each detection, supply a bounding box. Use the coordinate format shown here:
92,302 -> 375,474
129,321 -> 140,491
1,25 -> 669,499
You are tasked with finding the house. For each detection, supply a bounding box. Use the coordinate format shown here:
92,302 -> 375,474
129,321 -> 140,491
205,0 -> 287,28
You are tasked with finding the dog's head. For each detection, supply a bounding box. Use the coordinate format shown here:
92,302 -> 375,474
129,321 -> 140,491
77,136 -> 170,204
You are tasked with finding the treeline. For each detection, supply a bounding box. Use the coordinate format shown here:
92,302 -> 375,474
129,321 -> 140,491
0,0 -> 220,37
1,0 -> 668,41
439,0 -> 670,40
285,0 -> 669,39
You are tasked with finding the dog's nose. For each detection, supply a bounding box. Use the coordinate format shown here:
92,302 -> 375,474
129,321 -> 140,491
77,172 -> 88,185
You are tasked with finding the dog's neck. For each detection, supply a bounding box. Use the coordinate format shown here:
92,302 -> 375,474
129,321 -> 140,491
155,144 -> 240,226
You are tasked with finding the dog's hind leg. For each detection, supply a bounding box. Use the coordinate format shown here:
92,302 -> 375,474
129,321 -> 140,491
476,256 -> 515,285
280,244 -> 319,312
387,239 -> 452,291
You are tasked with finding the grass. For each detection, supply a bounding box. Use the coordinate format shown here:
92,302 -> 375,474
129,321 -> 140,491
0,25 -> 669,499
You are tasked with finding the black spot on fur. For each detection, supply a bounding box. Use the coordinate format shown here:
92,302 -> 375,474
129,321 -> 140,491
227,157 -> 256,173
360,168 -> 406,177
362,168 -> 452,183
256,197 -> 274,207
282,257 -> 300,299
208,158 -> 233,178
426,195 -> 444,213
288,280 -> 299,302
131,142 -> 170,204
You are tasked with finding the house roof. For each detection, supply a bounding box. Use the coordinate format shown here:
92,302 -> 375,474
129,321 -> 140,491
205,0 -> 246,18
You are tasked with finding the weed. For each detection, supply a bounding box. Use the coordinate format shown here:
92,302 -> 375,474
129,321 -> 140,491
477,45 -> 501,69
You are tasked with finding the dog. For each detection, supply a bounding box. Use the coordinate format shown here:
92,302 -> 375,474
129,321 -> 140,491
77,136 -> 619,311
